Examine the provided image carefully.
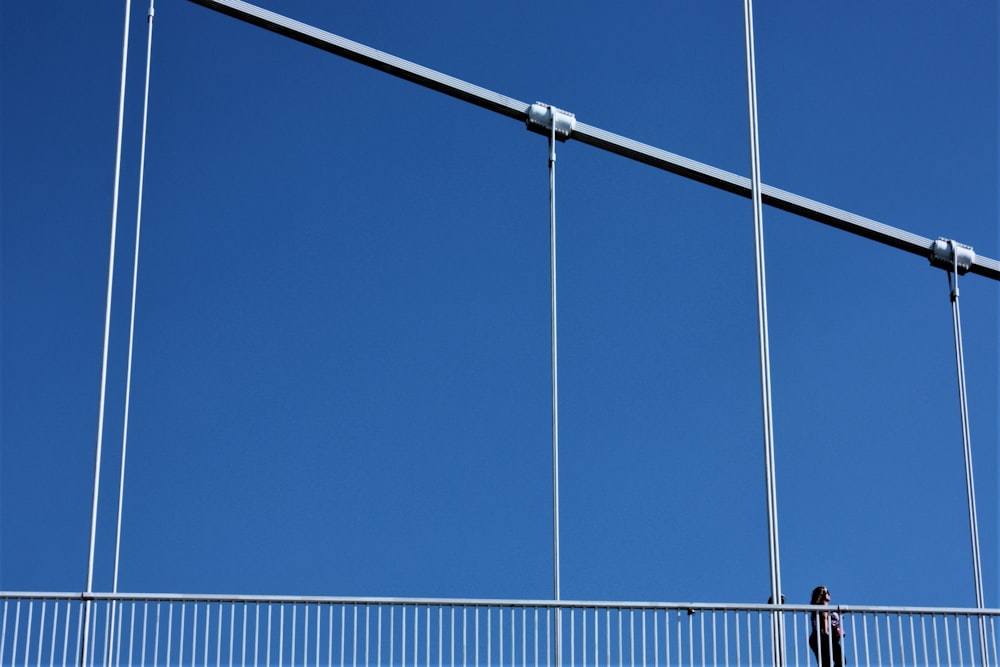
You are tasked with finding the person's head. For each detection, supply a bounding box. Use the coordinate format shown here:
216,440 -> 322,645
811,586 -> 831,605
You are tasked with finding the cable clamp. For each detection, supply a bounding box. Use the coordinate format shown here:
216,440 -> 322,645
929,238 -> 975,275
526,102 -> 575,141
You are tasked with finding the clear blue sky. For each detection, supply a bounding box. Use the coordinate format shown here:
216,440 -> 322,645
2,1 -> 997,610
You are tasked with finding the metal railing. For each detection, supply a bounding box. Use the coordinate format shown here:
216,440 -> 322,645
2,592 -> 997,667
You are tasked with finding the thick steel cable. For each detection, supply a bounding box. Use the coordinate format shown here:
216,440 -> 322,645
548,108 -> 563,667
84,1 -> 132,664
742,4 -> 783,665
946,242 -> 987,667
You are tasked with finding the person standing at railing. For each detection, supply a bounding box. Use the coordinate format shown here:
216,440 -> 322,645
808,586 -> 844,667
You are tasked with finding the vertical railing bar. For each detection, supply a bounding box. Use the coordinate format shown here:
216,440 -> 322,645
426,607 -> 431,667
451,607 -> 456,667
965,616 -> 975,667
153,604 -> 161,667
278,604 -> 285,667
192,602 -> 201,667
129,603 -> 141,667
254,604 -> 261,667
137,603 -> 146,667
758,611 -> 765,667
512,608 -> 516,667
217,602 -> 224,667
342,604 -> 348,667
521,607 -> 528,667
990,616 -> 998,667
691,610 -> 697,667
860,614 -> 869,667
932,615 -> 941,667
328,604 -> 334,667
546,608 -> 550,667
242,603 -> 248,667
909,614 -> 918,667
595,608 -> 600,667
354,604 -> 359,667
474,607 -> 478,667
266,605 -> 273,667
464,607 -> 469,667
642,609 -> 647,667
732,611 -> 740,667
366,605 -> 371,667
944,613 -> 954,667
90,600 -> 99,667
499,606 -> 504,667
291,605 -> 297,667
664,608 -> 671,667
897,614 -> 906,667
62,602 -> 72,667
302,605 -> 308,667
74,602 -> 83,667
710,611 -> 716,667
25,599 -> 35,667
0,599 -> 8,667
316,605 -> 321,667
724,611 -> 730,667
38,599 -> 48,667
955,615 -> 965,667
700,611 -> 705,667
630,608 -> 637,667
887,613 -> 896,667
179,601 -> 187,667
165,603 -> 173,667
402,606 -> 407,667
190,604 -> 198,667
618,608 -> 623,667
873,612 -> 883,667
921,615 -> 930,667
488,607 -> 493,667
231,603 -> 237,667
989,616 -> 998,667
202,604 -> 210,667
605,608 -> 611,667
535,608 -> 540,667
569,608 -> 574,667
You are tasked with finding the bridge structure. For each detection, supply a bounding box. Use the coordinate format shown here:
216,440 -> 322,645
2,1 -> 998,665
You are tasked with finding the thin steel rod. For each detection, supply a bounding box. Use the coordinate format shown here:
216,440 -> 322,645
183,0 -> 1000,281
84,2 -> 132,665
113,0 -> 156,602
945,245 -> 987,667
547,108 -> 563,667
742,8 -> 783,667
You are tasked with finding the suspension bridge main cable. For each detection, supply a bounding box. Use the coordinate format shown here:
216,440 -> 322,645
184,0 -> 1000,282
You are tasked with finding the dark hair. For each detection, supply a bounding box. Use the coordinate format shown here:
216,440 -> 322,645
810,586 -> 828,605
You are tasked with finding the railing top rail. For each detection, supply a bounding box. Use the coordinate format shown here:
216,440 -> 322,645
3,591 -> 997,617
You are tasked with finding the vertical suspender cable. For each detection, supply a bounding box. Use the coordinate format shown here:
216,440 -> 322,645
742,2 -> 783,664
945,242 -> 987,667
84,1 -> 132,664
114,0 -> 155,599
548,108 -> 563,667
106,5 -> 156,660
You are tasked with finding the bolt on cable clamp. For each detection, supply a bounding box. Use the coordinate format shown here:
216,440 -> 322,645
526,102 -> 576,141
929,238 -> 975,275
